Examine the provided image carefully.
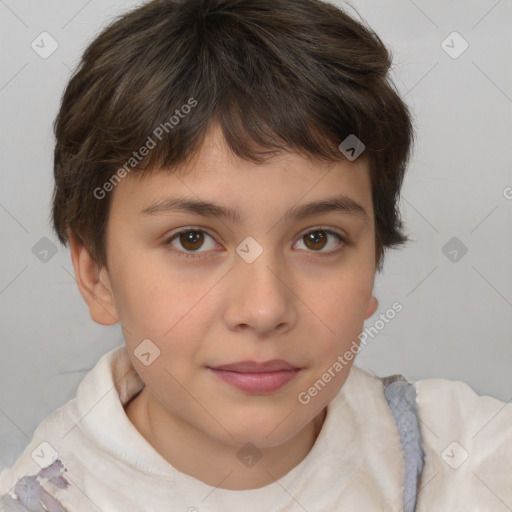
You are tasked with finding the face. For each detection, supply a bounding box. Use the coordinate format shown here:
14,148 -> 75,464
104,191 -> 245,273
98,124 -> 378,449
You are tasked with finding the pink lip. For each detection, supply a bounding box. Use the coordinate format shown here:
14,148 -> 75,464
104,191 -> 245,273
210,359 -> 298,373
208,360 -> 301,393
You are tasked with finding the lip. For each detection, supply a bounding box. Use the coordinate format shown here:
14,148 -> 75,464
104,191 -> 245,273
209,359 -> 299,373
207,360 -> 301,393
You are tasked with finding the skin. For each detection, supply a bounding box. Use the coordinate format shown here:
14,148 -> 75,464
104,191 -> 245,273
69,123 -> 379,490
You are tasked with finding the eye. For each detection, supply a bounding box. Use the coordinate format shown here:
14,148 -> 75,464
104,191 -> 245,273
293,228 -> 346,257
164,228 -> 219,259
164,227 -> 346,259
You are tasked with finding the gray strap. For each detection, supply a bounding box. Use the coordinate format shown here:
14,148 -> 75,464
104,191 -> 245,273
381,374 -> 425,512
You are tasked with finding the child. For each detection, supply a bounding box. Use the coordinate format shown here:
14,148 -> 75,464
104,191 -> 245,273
1,0 -> 511,510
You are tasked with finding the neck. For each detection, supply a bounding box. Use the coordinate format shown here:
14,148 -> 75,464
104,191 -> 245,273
125,386 -> 327,490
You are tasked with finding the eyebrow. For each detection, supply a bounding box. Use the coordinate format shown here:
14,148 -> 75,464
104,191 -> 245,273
140,194 -> 368,223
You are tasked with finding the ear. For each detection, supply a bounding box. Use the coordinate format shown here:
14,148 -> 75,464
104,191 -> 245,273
68,231 -> 119,326
364,295 -> 378,320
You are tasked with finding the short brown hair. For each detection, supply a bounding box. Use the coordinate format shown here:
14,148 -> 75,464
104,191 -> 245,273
51,0 -> 415,273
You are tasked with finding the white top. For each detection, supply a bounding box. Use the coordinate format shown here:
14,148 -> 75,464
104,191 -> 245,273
1,344 -> 511,511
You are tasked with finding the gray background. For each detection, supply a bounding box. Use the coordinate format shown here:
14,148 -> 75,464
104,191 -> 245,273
0,0 -> 511,468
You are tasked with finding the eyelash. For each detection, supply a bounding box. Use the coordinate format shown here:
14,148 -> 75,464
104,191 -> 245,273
163,226 -> 347,260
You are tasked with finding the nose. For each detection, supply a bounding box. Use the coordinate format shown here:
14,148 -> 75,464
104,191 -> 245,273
223,245 -> 298,337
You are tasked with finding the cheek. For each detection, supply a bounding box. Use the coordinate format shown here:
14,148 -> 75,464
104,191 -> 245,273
108,251 -> 184,331
112,263 -> 214,368
317,272 -> 374,334
304,277 -> 374,379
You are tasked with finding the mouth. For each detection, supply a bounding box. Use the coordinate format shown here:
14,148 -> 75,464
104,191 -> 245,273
207,359 -> 301,393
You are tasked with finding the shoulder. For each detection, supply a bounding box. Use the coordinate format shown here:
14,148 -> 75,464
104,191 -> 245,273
414,375 -> 512,444
413,376 -> 512,509
0,345 -> 133,510
0,401 -> 78,510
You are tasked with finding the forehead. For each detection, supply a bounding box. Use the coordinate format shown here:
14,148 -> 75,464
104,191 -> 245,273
110,124 -> 374,223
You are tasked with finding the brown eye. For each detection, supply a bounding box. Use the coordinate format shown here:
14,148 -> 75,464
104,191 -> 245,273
165,227 -> 345,260
303,230 -> 328,251
179,230 -> 204,251
294,228 -> 345,256
165,229 -> 218,258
